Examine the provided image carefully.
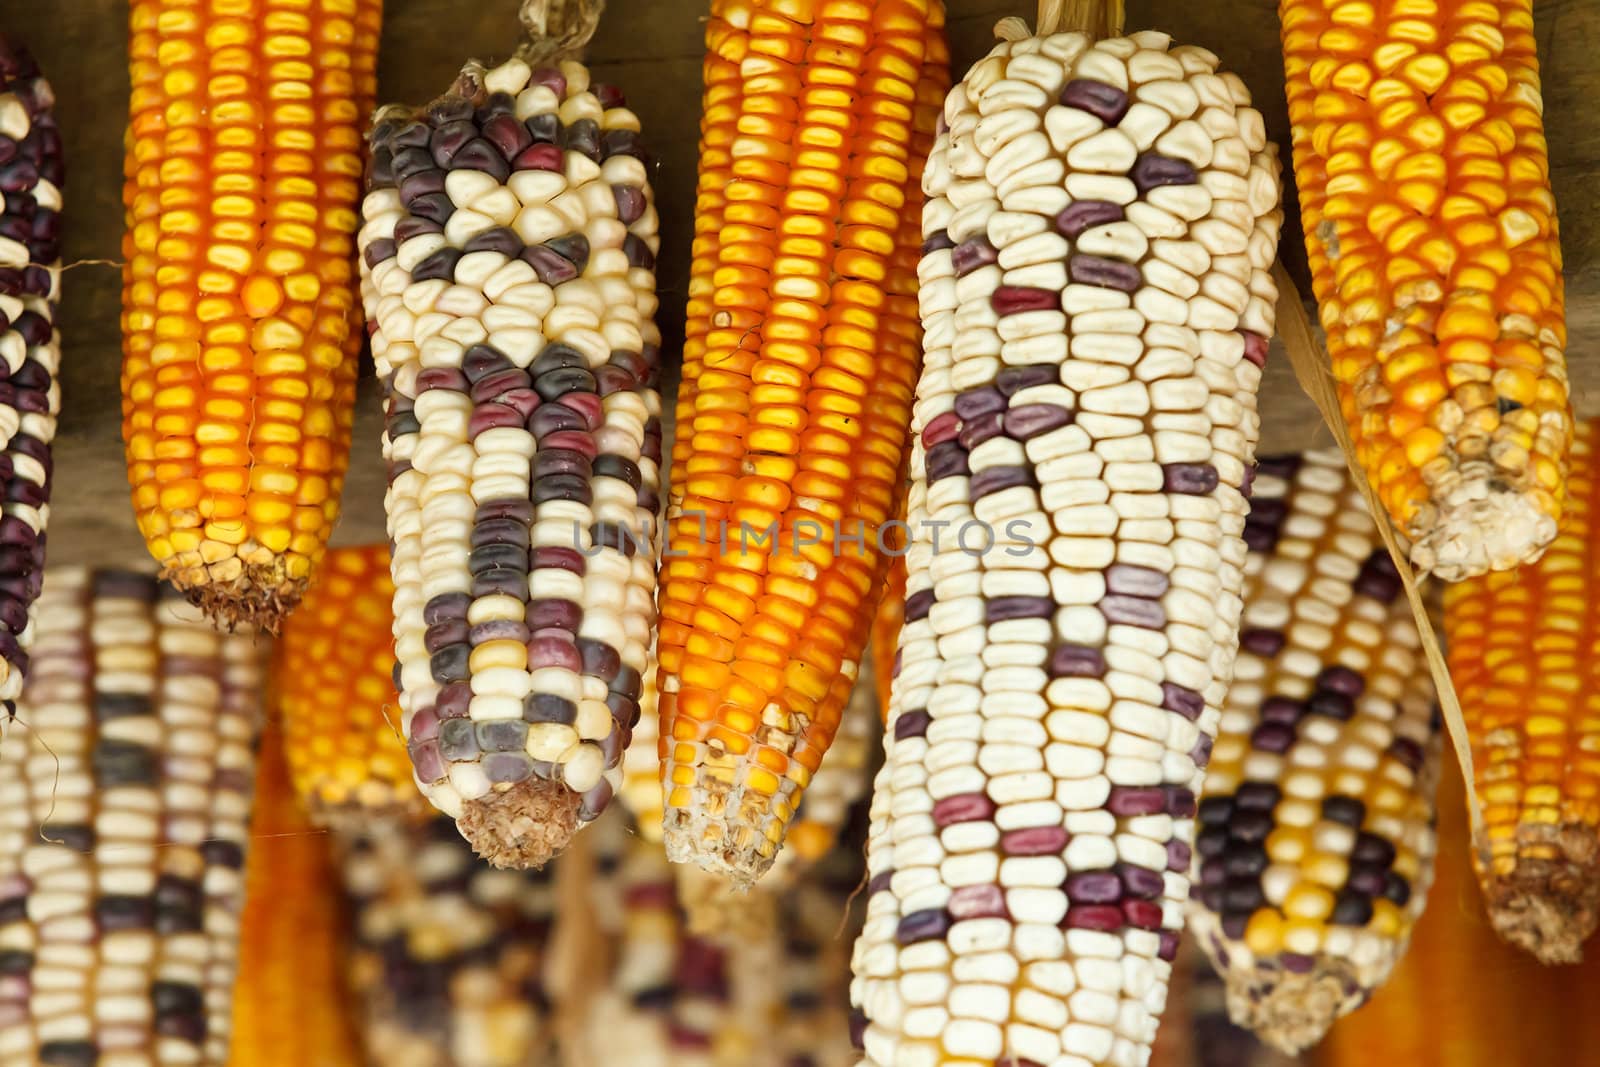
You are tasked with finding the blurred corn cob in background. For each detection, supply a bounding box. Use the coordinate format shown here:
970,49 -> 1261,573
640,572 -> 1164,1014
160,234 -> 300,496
1189,450 -> 1441,1052
852,7 -> 1284,1063
0,35 -> 62,714
0,568 -> 264,1066
657,0 -> 950,884
1444,418 -> 1600,963
120,0 -> 381,629
229,729 -> 361,1067
272,543 -> 424,823
336,815 -> 559,1067
360,5 -> 664,868
1279,0 -> 1573,579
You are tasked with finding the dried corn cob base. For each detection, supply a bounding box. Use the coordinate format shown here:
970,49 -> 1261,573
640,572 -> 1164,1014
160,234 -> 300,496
1188,451 -> 1441,1053
362,52 -> 664,867
658,0 -> 949,885
0,36 -> 62,711
1282,0 -> 1573,580
1446,419 -> 1600,963
121,0 -> 379,630
336,816 -> 558,1067
0,568 -> 263,1067
274,543 -> 426,824
852,20 -> 1282,1067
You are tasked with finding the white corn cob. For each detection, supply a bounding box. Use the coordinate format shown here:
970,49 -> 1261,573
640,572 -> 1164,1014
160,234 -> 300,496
359,49 -> 664,868
851,17 -> 1282,1067
1187,449 -> 1441,1053
0,568 -> 263,1067
0,34 -> 63,713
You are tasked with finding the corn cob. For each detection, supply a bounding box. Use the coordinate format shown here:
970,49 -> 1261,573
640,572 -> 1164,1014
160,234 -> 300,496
121,0 -> 381,629
1443,417 -> 1600,963
228,728 -> 361,1067
0,36 -> 62,714
272,542 -> 424,822
871,554 -> 908,722
618,638 -> 664,842
850,10 -> 1284,1064
777,842 -> 868,1067
336,815 -> 558,1067
0,567 -> 263,1067
360,7 -> 664,869
1187,449 -> 1441,1052
657,0 -> 951,884
1280,0 -> 1573,579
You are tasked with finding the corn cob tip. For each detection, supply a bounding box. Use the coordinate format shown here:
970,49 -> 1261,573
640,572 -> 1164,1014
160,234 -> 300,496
662,815 -> 777,889
169,561 -> 302,636
1218,964 -> 1353,1056
675,864 -> 778,944
457,777 -> 581,869
1405,483 -> 1559,581
1479,826 -> 1600,965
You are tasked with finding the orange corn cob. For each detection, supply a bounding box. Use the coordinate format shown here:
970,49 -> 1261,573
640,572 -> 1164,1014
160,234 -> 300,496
1443,417 -> 1600,963
121,0 -> 382,629
229,727 -> 361,1067
869,552 -> 905,723
272,543 -> 424,822
659,0 -> 951,884
1279,0 -> 1573,580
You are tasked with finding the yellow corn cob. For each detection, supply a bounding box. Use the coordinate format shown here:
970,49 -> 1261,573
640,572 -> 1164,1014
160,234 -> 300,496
360,17 -> 665,869
272,542 -> 424,822
1188,450 -> 1441,1052
121,0 -> 381,629
228,728 -> 361,1067
1443,417 -> 1600,963
0,568 -> 264,1066
657,0 -> 951,884
851,10 -> 1284,1065
336,815 -> 558,1067
1279,0 -> 1573,580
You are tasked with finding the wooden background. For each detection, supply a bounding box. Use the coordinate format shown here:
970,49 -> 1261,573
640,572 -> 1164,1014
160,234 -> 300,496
2,0 -> 1595,565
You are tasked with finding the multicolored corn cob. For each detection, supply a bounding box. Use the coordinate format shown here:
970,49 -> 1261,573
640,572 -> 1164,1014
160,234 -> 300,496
851,13 -> 1283,1065
228,728 -> 361,1067
0,568 -> 264,1066
777,844 -> 868,1067
1444,417 -> 1600,963
361,26 -> 665,867
336,815 -> 558,1067
1188,449 -> 1441,1052
272,542 -> 423,822
121,0 -> 381,628
618,637 -> 664,842
0,36 -> 61,713
657,0 -> 951,884
1280,0 -> 1573,579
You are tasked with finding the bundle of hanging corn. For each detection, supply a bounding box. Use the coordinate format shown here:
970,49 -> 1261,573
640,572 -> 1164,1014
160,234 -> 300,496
359,0 -> 664,868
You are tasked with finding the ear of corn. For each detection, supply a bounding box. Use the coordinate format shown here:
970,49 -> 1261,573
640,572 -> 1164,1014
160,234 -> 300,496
0,36 -> 62,714
851,17 -> 1282,1066
657,0 -> 951,885
336,815 -> 559,1067
777,662 -> 881,876
1188,449 -> 1441,1053
1443,417 -> 1600,963
618,639 -> 664,841
0,568 -> 264,1067
121,0 -> 381,630
871,554 -> 908,723
272,542 -> 424,822
361,48 -> 664,868
228,728 -> 361,1067
1279,0 -> 1573,580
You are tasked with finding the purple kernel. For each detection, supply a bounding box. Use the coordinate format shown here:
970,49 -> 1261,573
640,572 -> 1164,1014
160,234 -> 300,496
1100,594 -> 1166,630
1241,463 -> 1257,499
416,366 -> 469,393
1162,682 -> 1205,721
1158,930 -> 1181,961
932,792 -> 994,827
1165,786 -> 1197,818
532,546 -> 587,575
422,592 -> 470,625
922,411 -> 960,446
1056,199 -> 1125,239
435,683 -> 471,719
515,142 -> 565,171
1260,696 -> 1304,725
1240,628 -> 1285,657
985,596 -> 1054,623
1104,563 -> 1170,598
1163,462 -> 1220,495
1107,786 -> 1166,817
951,236 -> 999,277
613,185 -> 646,224
867,870 -> 894,896
409,740 -> 446,783
525,693 -> 577,725
1250,722 -> 1296,754
1123,899 -> 1164,930
451,139 -> 511,183
1002,404 -> 1073,440
1387,736 -> 1425,772
991,286 -> 1061,315
363,239 -> 397,268
1065,871 -> 1122,905
970,465 -> 1033,499
527,636 -> 582,672
1308,690 -> 1355,721
523,244 -> 579,285
1131,152 -> 1199,192
895,908 -> 951,945
482,113 -> 532,158
1050,644 -> 1106,679
947,884 -> 1009,921
926,440 -> 969,481
1317,666 -> 1366,698
953,387 -> 1006,420
529,67 -> 567,97
904,589 -> 935,622
469,403 -> 525,437
1166,840 -> 1192,873
1068,254 -> 1142,292
1281,953 -> 1317,974
526,599 -> 582,631
1063,905 -> 1124,932
1347,865 -> 1387,897
957,413 -> 1005,450
894,709 -> 931,740
1000,826 -> 1068,856
1059,79 -> 1129,124
995,363 -> 1059,396
922,229 -> 954,254
484,753 -> 533,784
1243,330 -> 1270,368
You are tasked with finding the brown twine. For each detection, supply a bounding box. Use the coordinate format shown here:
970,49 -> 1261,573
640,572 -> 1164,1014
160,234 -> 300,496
517,0 -> 606,68
1035,0 -> 1126,38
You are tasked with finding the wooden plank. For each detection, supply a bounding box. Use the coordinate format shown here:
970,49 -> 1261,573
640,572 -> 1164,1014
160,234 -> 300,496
0,0 -> 1594,564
